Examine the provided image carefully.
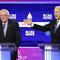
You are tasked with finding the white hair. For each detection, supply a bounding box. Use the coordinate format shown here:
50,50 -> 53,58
55,6 -> 60,10
0,9 -> 9,16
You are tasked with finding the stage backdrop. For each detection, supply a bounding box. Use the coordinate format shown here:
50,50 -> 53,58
0,3 -> 60,46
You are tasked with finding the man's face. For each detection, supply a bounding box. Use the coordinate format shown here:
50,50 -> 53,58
0,12 -> 9,23
54,8 -> 60,20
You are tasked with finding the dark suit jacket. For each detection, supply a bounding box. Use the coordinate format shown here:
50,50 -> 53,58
32,19 -> 60,44
0,19 -> 21,47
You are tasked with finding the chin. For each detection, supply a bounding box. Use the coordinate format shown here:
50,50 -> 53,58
55,17 -> 58,20
2,21 -> 6,23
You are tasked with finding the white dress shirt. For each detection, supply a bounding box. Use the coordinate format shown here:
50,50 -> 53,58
54,20 -> 60,32
56,20 -> 60,29
2,21 -> 8,37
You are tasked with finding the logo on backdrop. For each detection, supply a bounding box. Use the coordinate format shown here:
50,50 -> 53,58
9,14 -> 16,19
43,14 -> 52,19
24,12 -> 35,36
25,30 -> 35,36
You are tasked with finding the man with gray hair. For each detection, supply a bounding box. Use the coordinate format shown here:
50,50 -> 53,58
0,9 -> 21,60
24,6 -> 60,44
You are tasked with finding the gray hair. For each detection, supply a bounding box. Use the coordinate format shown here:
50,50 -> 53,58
54,6 -> 60,10
0,9 -> 9,16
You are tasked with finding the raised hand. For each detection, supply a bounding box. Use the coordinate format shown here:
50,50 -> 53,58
23,19 -> 32,25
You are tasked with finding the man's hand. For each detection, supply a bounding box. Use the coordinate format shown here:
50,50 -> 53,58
23,19 -> 32,25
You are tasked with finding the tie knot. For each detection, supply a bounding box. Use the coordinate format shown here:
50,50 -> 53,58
56,20 -> 60,23
2,23 -> 6,28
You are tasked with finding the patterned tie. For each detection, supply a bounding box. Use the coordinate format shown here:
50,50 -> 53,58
2,23 -> 6,37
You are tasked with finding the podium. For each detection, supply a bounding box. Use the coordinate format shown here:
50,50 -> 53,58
0,43 -> 17,60
38,44 -> 60,60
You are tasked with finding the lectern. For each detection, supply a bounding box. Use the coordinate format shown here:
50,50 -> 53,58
0,43 -> 17,60
38,44 -> 60,60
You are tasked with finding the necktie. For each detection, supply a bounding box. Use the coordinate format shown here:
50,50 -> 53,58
54,20 -> 59,32
2,23 -> 6,37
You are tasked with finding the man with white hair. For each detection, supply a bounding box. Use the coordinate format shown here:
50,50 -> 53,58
0,9 -> 21,60
24,6 -> 60,44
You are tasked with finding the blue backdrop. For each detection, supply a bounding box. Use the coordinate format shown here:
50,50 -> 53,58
0,3 -> 60,46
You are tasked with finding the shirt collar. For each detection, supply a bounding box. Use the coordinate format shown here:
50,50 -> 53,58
2,21 -> 8,25
57,20 -> 60,25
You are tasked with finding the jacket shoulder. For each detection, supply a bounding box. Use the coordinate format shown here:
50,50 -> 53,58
9,19 -> 18,24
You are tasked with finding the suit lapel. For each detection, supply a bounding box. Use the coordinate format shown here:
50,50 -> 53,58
0,20 -> 12,38
6,20 -> 11,38
0,21 -> 5,38
52,20 -> 56,32
54,20 -> 60,33
55,24 -> 60,33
